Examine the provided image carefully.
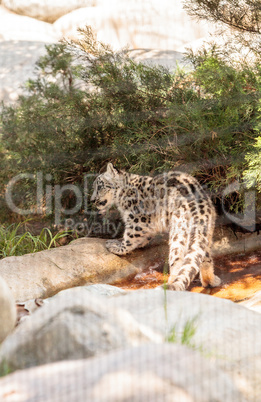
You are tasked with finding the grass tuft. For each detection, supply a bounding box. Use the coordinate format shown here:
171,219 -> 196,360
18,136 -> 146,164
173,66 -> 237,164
0,221 -> 72,259
167,316 -> 199,349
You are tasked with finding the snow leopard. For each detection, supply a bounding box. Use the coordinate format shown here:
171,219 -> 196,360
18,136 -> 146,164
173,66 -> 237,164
91,163 -> 221,291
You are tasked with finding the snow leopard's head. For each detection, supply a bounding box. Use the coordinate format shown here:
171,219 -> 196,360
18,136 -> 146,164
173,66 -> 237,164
91,163 -> 121,214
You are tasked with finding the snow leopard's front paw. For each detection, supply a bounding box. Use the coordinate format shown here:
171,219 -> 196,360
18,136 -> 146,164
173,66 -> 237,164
165,282 -> 186,291
162,278 -> 186,291
106,239 -> 125,255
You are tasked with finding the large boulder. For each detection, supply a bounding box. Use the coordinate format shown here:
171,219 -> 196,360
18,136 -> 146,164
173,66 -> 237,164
0,343 -> 244,401
0,288 -> 160,371
0,276 -> 16,343
0,237 -> 169,302
2,0 -> 96,23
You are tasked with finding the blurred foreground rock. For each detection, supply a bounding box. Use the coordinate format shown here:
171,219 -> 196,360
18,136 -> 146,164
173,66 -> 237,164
0,343 -> 244,402
1,287 -> 260,400
0,289 -> 159,370
0,276 -> 16,343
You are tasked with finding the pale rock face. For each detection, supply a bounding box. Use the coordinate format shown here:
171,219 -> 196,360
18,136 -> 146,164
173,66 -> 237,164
53,6 -> 124,47
0,276 -> 17,343
2,0 -> 97,23
53,1 -> 213,50
0,5 -> 60,42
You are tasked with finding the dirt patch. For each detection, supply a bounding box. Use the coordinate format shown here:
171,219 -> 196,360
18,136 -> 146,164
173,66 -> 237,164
115,250 -> 261,302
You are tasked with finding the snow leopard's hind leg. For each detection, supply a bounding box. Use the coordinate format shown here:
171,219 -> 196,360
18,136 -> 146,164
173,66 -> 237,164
200,249 -> 221,288
167,214 -> 221,291
167,214 -> 190,287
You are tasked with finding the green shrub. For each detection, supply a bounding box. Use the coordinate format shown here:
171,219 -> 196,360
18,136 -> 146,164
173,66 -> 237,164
244,136 -> 261,190
0,27 -> 261,218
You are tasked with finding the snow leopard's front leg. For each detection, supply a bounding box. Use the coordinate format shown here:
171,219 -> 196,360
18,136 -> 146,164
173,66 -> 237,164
106,221 -> 152,255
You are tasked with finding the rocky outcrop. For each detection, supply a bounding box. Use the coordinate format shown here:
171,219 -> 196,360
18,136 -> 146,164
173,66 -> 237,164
0,343 -> 244,401
2,0 -> 96,23
0,276 -> 16,343
53,6 -> 115,43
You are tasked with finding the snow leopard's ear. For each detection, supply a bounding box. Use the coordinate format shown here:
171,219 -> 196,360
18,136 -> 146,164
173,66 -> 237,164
104,163 -> 119,180
107,163 -> 119,176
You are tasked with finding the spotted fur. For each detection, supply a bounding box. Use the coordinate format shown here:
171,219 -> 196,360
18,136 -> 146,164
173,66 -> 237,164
91,163 -> 221,291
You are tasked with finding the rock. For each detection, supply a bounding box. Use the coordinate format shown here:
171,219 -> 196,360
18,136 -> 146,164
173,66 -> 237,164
53,1 -> 214,50
53,6 -> 113,42
0,237 -> 168,302
0,343 -> 244,401
0,5 -> 59,42
104,289 -> 261,401
2,0 -> 96,23
0,40 -> 53,104
0,276 -> 16,343
0,288 -> 161,371
0,287 -> 259,399
54,6 -> 185,68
